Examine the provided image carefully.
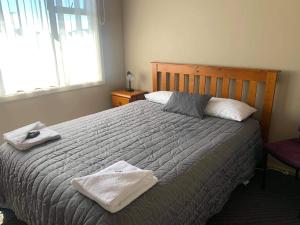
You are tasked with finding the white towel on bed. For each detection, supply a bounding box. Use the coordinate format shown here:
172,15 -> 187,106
3,121 -> 61,151
71,161 -> 158,213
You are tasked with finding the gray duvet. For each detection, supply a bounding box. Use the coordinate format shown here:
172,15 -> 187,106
0,100 -> 262,225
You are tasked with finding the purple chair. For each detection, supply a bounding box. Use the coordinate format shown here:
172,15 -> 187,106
262,134 -> 300,218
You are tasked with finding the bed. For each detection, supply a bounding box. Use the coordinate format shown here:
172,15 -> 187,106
0,62 -> 279,225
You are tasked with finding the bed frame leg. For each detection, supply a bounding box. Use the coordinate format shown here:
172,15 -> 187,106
262,148 -> 268,190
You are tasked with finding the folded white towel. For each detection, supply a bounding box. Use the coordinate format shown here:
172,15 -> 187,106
3,121 -> 61,151
71,161 -> 158,213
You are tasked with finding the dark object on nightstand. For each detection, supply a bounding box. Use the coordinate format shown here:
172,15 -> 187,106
262,138 -> 300,218
111,90 -> 147,107
126,71 -> 134,92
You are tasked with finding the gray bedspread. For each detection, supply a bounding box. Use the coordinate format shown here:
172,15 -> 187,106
0,100 -> 262,225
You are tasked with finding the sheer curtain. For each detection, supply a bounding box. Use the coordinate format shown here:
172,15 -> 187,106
0,0 -> 102,97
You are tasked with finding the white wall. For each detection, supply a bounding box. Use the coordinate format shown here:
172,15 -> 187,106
0,0 -> 125,142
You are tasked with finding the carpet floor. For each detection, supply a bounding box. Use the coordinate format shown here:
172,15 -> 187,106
1,169 -> 299,225
207,169 -> 300,225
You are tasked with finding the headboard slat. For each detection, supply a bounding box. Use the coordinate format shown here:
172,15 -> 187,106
221,78 -> 230,98
179,73 -> 185,92
170,73 -> 175,91
248,81 -> 258,107
210,77 -> 217,96
189,75 -> 195,94
161,72 -> 167,91
235,80 -> 243,101
151,62 -> 279,141
199,76 -> 206,95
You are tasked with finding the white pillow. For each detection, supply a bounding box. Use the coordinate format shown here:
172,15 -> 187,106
205,97 -> 257,121
144,91 -> 173,104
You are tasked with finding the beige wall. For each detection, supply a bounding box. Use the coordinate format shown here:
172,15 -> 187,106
123,0 -> 300,173
0,0 -> 125,142
123,0 -> 300,144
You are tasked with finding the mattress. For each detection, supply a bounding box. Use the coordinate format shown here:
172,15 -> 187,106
0,100 -> 262,225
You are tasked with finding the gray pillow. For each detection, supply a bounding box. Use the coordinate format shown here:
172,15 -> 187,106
163,92 -> 211,119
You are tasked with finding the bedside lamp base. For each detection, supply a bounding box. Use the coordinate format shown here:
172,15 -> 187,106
127,80 -> 134,92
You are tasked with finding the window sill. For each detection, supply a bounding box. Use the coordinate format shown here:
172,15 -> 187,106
0,81 -> 105,103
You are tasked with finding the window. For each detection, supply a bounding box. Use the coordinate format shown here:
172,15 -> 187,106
0,0 -> 102,97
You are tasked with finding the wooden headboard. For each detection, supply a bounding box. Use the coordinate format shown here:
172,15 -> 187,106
151,62 -> 279,141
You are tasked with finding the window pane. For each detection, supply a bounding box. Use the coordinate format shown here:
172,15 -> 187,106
79,0 -> 85,9
81,15 -> 88,31
55,0 -> 101,86
0,0 -> 59,96
63,14 -> 76,34
0,0 -> 102,97
58,32 -> 101,86
56,0 -> 74,8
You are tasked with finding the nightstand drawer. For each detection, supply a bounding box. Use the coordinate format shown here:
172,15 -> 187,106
112,95 -> 130,107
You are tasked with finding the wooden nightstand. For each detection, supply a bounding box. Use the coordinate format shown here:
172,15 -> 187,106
111,90 -> 147,107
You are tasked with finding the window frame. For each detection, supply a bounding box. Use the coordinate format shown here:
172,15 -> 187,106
0,79 -> 105,103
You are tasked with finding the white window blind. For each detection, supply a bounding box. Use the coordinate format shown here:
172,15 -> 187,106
0,0 -> 102,97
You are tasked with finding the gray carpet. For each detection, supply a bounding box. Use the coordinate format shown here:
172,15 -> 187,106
1,170 -> 299,225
